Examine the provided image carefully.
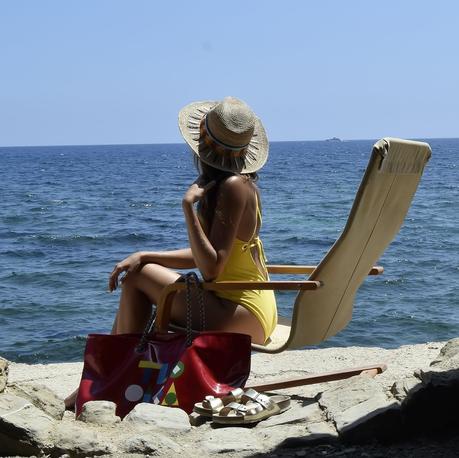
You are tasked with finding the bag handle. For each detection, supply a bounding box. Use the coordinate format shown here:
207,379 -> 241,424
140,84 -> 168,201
184,272 -> 205,346
136,272 -> 205,352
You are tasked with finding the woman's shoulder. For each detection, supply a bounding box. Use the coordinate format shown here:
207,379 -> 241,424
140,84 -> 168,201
219,175 -> 257,194
217,176 -> 259,213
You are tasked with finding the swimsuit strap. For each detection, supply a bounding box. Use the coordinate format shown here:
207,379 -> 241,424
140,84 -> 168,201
250,191 -> 262,241
242,191 -> 265,262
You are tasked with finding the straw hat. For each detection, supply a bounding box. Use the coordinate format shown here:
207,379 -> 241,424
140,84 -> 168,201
178,97 -> 269,173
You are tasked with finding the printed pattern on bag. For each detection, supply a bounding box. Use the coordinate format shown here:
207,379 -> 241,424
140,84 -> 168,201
124,359 -> 186,407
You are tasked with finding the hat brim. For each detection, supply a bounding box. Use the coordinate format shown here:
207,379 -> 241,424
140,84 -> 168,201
178,100 -> 269,174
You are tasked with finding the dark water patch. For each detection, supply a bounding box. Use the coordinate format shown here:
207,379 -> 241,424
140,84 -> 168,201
1,249 -> 47,258
2,335 -> 88,364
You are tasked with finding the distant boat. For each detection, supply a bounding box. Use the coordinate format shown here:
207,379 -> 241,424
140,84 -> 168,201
325,137 -> 342,142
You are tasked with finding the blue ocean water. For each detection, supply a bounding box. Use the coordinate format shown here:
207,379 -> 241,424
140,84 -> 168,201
0,139 -> 458,364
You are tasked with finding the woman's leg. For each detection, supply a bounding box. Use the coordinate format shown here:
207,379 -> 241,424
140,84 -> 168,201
114,263 -> 181,334
170,289 -> 266,344
114,263 -> 264,343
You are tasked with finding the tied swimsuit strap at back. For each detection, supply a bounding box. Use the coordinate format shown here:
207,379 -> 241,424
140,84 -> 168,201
239,192 -> 268,278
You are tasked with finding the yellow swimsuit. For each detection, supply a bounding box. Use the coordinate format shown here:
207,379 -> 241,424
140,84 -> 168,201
213,194 -> 277,342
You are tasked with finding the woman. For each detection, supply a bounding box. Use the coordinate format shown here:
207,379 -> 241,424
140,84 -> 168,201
65,97 -> 276,409
109,97 -> 277,345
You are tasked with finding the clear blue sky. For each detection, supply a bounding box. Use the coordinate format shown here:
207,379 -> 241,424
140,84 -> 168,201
1,0 -> 458,146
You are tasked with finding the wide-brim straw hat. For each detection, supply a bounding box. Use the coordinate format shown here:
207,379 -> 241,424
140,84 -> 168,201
178,96 -> 269,174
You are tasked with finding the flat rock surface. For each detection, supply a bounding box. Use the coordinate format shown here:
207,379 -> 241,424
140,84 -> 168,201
3,340 -> 458,457
8,361 -> 83,400
7,342 -> 443,402
0,393 -> 55,455
0,358 -> 8,393
199,427 -> 265,453
8,382 -> 65,420
53,419 -> 114,456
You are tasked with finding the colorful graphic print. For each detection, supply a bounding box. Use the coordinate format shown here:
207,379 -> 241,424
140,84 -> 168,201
124,360 -> 185,407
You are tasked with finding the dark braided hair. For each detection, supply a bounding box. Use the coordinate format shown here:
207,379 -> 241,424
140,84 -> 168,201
194,156 -> 258,230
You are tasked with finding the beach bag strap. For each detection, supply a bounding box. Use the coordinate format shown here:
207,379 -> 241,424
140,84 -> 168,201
184,272 -> 205,345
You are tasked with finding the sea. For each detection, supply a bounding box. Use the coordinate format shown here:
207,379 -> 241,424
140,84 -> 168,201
1,139 -> 458,364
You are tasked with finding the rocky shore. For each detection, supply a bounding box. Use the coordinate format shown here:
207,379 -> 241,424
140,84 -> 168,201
1,338 -> 458,457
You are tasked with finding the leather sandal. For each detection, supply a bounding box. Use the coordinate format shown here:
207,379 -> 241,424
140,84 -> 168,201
212,388 -> 290,425
193,388 -> 244,417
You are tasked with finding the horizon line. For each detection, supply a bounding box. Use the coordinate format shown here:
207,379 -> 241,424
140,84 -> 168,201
0,136 -> 457,149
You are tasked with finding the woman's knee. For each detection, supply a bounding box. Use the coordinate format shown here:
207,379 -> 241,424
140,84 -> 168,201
139,263 -> 180,286
122,263 -> 162,287
123,263 -> 180,302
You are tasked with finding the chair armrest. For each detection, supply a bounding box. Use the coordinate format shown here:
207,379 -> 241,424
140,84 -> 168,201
154,279 -> 321,332
267,265 -> 316,274
267,265 -> 384,276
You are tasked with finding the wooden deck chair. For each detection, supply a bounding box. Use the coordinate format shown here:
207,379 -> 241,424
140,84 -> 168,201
155,137 -> 432,390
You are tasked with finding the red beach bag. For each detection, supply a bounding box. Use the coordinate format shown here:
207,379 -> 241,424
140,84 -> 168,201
75,274 -> 251,418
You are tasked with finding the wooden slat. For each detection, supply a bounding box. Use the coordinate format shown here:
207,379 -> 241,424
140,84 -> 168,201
267,265 -> 316,274
267,264 -> 384,276
203,280 -> 321,291
157,280 -> 321,293
246,364 -> 387,391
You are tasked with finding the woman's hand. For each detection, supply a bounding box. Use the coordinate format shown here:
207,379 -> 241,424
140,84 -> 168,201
182,178 -> 215,206
108,252 -> 143,292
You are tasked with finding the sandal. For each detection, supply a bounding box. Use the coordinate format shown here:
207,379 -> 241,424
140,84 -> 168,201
193,388 -> 244,417
212,388 -> 291,425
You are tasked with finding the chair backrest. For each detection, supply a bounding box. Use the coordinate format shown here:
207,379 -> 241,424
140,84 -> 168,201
286,138 -> 431,348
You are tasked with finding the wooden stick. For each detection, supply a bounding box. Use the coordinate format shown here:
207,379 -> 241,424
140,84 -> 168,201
246,364 -> 387,391
267,265 -> 384,276
202,280 -> 322,291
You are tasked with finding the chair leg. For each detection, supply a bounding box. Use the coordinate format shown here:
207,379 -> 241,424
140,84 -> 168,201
246,364 -> 387,392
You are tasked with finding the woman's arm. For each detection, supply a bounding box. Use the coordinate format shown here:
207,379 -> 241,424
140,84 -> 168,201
138,249 -> 195,269
108,248 -> 195,292
182,176 -> 247,280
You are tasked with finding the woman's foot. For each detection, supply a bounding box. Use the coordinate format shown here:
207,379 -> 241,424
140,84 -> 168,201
64,389 -> 78,411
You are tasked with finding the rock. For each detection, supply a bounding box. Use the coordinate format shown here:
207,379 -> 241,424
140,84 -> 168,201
188,411 -> 209,427
0,393 -> 55,456
318,375 -> 402,442
200,427 -> 264,453
417,338 -> 459,386
306,420 -> 339,439
118,432 -> 184,455
123,403 -> 191,432
3,341 -> 455,454
52,420 -> 114,457
118,434 -> 159,454
390,376 -> 423,401
8,382 -> 65,420
401,375 -> 459,434
7,361 -> 84,401
0,357 -> 8,393
0,392 -> 30,417
401,339 -> 459,435
258,401 -> 324,428
430,337 -> 459,371
63,409 -> 76,420
262,419 -> 338,450
77,400 -> 121,426
279,423 -> 339,448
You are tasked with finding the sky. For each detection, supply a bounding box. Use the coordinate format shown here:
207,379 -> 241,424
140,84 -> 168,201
1,0 -> 458,146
